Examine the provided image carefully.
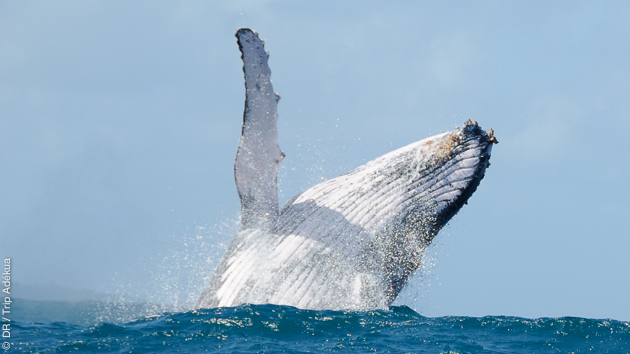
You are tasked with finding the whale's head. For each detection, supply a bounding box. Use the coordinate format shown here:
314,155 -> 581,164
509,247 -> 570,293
374,120 -> 497,299
410,119 -> 497,230
390,120 -> 496,240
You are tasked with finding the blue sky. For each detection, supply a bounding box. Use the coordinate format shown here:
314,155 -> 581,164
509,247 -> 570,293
1,1 -> 629,320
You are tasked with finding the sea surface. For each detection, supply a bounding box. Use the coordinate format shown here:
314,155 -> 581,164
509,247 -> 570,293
8,299 -> 630,353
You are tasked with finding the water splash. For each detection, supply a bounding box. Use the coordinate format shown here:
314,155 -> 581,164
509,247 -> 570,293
93,218 -> 240,324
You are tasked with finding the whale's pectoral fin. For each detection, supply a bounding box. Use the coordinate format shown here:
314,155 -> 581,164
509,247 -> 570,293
234,28 -> 284,231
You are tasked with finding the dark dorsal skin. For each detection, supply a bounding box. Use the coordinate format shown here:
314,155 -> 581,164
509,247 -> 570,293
197,29 -> 497,310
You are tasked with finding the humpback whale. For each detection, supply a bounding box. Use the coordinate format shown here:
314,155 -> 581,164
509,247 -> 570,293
197,29 -> 497,310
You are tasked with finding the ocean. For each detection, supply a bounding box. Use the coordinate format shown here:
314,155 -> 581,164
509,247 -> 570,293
7,299 -> 630,353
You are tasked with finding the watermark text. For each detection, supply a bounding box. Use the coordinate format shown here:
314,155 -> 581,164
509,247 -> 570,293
2,258 -> 11,350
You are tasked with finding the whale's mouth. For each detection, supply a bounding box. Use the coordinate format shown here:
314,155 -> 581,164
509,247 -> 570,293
380,120 -> 496,301
401,120 -> 496,238
436,120 -> 495,218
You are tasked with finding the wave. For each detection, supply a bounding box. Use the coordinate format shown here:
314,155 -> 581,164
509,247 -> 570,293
9,302 -> 630,353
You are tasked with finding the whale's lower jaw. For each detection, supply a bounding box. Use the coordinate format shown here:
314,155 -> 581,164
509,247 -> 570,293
197,121 -> 494,310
